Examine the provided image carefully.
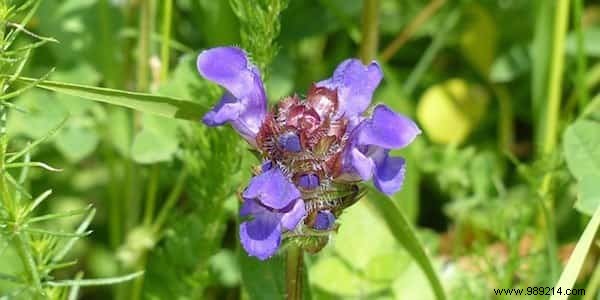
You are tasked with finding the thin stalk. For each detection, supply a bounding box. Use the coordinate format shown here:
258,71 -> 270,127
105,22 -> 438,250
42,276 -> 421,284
143,165 -> 159,226
14,233 -> 42,294
380,0 -> 446,62
160,0 -> 173,81
583,264 -> 600,300
403,10 -> 459,96
359,0 -> 379,63
541,0 -> 569,155
152,170 -> 187,233
572,0 -> 588,111
136,0 -> 152,92
538,0 -> 570,284
285,245 -> 303,300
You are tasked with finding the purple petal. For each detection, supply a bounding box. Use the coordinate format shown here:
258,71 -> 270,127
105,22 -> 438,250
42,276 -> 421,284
280,199 -> 306,231
243,167 -> 301,210
298,173 -> 320,189
198,47 -> 267,142
239,206 -> 282,260
316,59 -> 383,117
278,132 -> 302,152
372,153 -> 406,195
356,105 -> 421,149
348,147 -> 375,180
314,211 -> 335,230
202,92 -> 242,126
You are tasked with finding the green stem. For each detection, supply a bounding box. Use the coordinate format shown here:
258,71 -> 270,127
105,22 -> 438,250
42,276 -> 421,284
160,0 -> 173,81
572,0 -> 588,112
136,0 -> 152,91
14,233 -> 43,294
403,10 -> 459,97
538,0 -> 569,283
143,165 -> 159,226
541,0 -> 569,155
285,245 -> 303,300
583,263 -> 600,300
152,170 -> 187,233
359,0 -> 379,63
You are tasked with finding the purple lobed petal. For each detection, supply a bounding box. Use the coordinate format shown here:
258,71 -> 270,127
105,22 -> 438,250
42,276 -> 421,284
197,47 -> 267,143
278,132 -> 302,152
372,152 -> 406,195
279,199 -> 306,231
357,105 -> 421,149
314,211 -> 335,230
243,167 -> 301,210
239,201 -> 282,260
316,59 -> 383,118
341,104 -> 420,195
297,173 -> 320,189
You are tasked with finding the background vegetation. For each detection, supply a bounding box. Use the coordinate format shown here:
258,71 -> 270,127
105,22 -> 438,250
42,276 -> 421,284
0,0 -> 599,299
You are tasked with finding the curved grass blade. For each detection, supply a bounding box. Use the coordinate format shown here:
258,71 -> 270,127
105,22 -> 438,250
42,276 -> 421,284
44,271 -> 144,287
8,77 -> 208,121
550,206 -> 600,300
366,189 -> 446,300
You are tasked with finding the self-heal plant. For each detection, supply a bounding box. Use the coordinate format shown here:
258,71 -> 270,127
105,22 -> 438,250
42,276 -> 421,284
197,46 -> 420,260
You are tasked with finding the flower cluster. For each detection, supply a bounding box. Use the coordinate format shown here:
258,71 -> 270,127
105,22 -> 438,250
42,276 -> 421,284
197,47 -> 420,260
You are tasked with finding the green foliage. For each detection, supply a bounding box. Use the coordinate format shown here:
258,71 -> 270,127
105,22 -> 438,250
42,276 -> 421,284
564,119 -> 600,215
1,0 -> 599,299
229,0 -> 289,78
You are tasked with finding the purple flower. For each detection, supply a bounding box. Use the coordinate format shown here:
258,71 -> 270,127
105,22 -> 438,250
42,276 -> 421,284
197,47 -> 267,145
342,105 -> 421,195
240,164 -> 306,260
197,46 -> 420,259
316,59 -> 383,121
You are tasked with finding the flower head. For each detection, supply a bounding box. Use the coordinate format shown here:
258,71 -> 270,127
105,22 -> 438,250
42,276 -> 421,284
197,46 -> 420,260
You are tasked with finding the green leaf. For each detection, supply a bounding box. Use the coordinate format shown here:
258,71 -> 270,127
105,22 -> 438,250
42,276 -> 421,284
366,191 -> 447,300
131,115 -> 179,164
566,27 -> 600,58
44,271 -> 144,287
575,175 -> 600,216
563,120 -> 600,180
240,251 -> 286,300
54,125 -> 100,163
563,120 -> 600,215
550,206 -> 600,300
11,77 -> 208,121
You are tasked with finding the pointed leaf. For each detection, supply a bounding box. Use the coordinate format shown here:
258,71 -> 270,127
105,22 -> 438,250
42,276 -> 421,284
12,77 -> 208,121
367,189 -> 447,300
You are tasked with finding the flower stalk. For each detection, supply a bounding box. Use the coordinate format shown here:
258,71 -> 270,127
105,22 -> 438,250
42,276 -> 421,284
285,244 -> 303,300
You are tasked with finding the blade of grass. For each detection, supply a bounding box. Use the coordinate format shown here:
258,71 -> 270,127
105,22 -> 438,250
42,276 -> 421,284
52,209 -> 96,263
403,9 -> 459,96
44,271 -> 144,287
5,77 -> 208,120
550,206 -> 600,300
367,189 -> 446,300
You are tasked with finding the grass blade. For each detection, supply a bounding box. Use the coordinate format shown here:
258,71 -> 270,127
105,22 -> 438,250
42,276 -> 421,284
44,271 -> 144,287
9,77 -> 208,121
367,189 -> 446,300
550,206 -> 600,300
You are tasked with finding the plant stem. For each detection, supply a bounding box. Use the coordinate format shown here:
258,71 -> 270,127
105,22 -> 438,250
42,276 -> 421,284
136,0 -> 152,92
380,0 -> 446,62
285,245 -> 303,300
539,0 -> 570,284
572,0 -> 588,112
143,165 -> 159,226
403,10 -> 459,96
541,0 -> 569,155
359,0 -> 379,63
160,0 -> 173,82
152,170 -> 187,233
